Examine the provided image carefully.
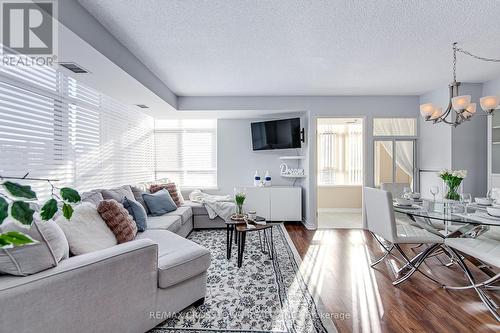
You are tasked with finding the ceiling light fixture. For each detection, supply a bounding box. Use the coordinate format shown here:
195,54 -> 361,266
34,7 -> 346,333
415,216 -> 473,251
420,43 -> 500,127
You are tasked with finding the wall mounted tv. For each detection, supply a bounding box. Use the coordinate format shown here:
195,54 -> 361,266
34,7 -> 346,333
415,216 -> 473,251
251,118 -> 302,150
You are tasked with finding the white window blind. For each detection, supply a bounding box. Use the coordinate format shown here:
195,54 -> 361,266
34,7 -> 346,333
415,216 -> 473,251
317,122 -> 363,186
155,119 -> 217,188
0,58 -> 154,199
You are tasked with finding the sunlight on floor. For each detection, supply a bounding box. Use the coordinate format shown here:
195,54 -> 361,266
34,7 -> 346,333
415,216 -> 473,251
286,230 -> 384,332
318,210 -> 363,229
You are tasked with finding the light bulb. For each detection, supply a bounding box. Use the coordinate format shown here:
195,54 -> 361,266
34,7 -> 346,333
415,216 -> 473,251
452,95 -> 471,111
464,102 -> 476,115
480,96 -> 499,114
430,107 -> 443,120
420,103 -> 435,118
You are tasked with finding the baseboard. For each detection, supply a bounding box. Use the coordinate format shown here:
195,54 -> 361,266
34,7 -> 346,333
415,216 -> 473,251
318,208 -> 362,213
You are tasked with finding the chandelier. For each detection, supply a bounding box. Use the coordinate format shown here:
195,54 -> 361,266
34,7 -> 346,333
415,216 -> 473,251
420,43 -> 500,127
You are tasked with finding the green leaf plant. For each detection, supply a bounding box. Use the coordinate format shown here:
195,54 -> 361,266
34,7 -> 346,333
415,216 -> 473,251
0,174 -> 81,248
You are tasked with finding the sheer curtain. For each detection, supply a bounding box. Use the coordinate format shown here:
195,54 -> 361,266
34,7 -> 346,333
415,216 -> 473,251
318,123 -> 362,185
373,118 -> 414,178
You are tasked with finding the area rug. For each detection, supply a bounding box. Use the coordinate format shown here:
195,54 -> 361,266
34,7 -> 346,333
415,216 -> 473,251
151,224 -> 337,333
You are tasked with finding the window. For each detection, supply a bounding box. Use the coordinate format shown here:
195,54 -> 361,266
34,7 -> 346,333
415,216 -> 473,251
373,118 -> 417,189
0,56 -> 155,199
155,119 -> 217,188
317,120 -> 363,186
373,118 -> 416,136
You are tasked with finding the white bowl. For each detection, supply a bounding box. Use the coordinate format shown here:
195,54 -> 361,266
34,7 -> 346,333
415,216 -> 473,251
475,197 -> 493,205
410,193 -> 421,199
486,206 -> 500,217
396,198 -> 413,206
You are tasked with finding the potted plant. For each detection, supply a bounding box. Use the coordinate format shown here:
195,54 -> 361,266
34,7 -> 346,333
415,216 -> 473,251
438,169 -> 467,201
0,175 -> 81,248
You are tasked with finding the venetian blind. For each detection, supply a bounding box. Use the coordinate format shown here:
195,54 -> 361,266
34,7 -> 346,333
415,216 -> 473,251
0,58 -> 154,199
155,119 -> 217,187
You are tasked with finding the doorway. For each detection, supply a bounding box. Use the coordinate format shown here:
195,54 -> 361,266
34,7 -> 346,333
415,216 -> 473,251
316,117 -> 364,229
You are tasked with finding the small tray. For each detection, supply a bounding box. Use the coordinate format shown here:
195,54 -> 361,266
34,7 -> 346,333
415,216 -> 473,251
230,214 -> 247,221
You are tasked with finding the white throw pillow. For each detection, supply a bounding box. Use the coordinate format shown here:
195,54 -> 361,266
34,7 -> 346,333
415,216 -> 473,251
0,220 -> 69,276
56,202 -> 117,255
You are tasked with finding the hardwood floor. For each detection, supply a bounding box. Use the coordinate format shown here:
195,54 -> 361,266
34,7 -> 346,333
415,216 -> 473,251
284,224 -> 500,333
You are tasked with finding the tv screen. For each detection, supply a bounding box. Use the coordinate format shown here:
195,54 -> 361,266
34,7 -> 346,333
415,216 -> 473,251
251,118 -> 301,150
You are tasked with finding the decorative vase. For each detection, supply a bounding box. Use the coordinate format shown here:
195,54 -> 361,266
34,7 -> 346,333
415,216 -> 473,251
439,169 -> 466,201
234,188 -> 246,216
443,180 -> 462,201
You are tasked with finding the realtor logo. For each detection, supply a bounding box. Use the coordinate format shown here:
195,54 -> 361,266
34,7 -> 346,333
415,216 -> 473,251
1,0 -> 57,62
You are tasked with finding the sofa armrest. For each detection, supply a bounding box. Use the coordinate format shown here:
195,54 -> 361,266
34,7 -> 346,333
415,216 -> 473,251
0,239 -> 159,333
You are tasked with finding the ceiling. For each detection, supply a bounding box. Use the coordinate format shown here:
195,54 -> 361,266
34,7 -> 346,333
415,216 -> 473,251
77,0 -> 500,96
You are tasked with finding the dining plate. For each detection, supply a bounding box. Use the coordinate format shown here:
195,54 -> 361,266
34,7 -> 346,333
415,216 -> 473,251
394,203 -> 421,210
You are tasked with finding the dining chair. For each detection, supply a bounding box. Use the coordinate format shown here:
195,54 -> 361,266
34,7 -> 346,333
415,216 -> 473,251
364,187 -> 444,286
380,182 -> 410,198
444,227 -> 500,321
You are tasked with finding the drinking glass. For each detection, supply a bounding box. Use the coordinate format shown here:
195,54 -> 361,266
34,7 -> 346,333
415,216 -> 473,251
460,193 -> 472,215
430,185 -> 439,202
403,187 -> 411,199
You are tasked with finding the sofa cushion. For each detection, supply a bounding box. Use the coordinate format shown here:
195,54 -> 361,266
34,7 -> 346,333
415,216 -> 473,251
150,183 -> 182,207
101,185 -> 135,203
142,189 -> 177,216
130,186 -> 150,213
182,201 -> 208,216
56,202 -> 117,255
135,230 -> 211,288
0,220 -> 69,276
165,206 -> 192,225
80,191 -> 104,206
97,200 -> 137,243
146,215 -> 182,233
123,197 -> 148,232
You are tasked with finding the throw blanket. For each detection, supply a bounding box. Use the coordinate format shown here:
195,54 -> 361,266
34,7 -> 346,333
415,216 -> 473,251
189,190 -> 235,221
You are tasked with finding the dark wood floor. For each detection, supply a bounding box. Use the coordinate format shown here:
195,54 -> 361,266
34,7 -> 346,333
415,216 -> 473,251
284,224 -> 500,333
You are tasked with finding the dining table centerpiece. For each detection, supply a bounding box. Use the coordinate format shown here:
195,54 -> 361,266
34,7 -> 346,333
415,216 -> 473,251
438,169 -> 467,201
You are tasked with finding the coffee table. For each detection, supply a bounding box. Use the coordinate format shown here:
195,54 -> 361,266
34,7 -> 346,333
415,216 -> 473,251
235,221 -> 276,268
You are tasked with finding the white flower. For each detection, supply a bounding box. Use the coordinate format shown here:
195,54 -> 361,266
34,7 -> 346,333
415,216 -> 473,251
451,171 -> 458,177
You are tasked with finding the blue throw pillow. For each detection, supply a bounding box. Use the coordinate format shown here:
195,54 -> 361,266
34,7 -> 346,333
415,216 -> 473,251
142,189 -> 177,216
122,197 -> 148,232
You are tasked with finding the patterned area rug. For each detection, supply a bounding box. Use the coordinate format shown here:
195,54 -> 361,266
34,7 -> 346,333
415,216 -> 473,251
151,224 -> 337,333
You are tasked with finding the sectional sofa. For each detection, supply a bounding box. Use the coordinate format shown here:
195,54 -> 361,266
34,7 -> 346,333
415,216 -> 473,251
0,181 -> 228,333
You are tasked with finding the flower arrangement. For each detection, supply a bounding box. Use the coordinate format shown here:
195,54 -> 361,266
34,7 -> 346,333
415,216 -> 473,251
234,192 -> 246,216
438,169 -> 467,201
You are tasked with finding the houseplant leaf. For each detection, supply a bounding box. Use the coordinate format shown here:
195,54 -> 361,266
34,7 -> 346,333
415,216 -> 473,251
11,201 -> 35,225
3,181 -> 37,200
40,198 -> 58,221
0,197 -> 8,225
62,203 -> 74,220
1,231 -> 35,246
60,187 -> 81,203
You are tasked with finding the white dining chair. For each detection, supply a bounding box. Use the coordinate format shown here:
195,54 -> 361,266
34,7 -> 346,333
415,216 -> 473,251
380,182 -> 410,198
364,187 -> 444,286
444,227 -> 500,321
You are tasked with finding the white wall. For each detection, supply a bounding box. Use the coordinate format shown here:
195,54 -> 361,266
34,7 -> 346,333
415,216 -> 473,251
179,95 -> 420,228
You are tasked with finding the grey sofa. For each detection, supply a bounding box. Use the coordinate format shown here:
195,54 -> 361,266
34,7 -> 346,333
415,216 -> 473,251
0,183 -> 228,333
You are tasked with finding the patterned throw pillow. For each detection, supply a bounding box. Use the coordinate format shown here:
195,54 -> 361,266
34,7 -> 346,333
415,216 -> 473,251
150,183 -> 182,207
97,200 -> 137,243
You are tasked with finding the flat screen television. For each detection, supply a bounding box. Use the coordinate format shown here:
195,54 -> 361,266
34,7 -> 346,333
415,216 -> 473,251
251,118 -> 301,150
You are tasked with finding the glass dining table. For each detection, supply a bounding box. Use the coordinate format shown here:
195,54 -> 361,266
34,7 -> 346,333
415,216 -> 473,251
393,200 -> 500,277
